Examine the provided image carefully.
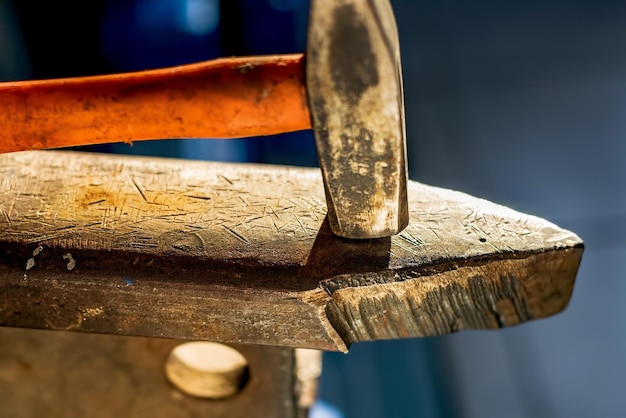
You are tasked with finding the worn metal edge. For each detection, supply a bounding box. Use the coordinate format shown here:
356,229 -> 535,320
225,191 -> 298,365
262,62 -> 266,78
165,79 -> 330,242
322,246 -> 583,347
0,243 -> 583,351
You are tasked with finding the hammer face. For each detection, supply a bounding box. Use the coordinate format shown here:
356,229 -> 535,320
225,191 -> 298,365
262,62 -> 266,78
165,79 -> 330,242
307,0 -> 409,239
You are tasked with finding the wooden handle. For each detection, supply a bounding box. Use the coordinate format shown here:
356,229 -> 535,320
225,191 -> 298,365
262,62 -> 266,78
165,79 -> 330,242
0,54 -> 311,153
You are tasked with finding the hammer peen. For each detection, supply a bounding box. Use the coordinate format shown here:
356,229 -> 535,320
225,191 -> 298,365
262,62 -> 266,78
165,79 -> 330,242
0,0 -> 408,240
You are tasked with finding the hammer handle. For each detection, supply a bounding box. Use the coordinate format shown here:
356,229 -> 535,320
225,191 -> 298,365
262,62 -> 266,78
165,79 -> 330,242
0,54 -> 311,153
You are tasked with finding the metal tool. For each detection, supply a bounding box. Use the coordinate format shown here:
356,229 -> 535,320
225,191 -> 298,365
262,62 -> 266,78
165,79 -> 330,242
0,150 -> 583,351
0,0 -> 408,240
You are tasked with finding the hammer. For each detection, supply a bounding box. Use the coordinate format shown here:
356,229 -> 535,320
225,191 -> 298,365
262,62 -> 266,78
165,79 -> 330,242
0,0 -> 408,240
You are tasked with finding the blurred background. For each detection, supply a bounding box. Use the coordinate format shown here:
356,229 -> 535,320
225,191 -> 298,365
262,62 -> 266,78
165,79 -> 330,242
1,0 -> 623,417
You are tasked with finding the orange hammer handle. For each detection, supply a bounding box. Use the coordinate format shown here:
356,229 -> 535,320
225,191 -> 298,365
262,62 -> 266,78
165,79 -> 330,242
0,54 -> 311,154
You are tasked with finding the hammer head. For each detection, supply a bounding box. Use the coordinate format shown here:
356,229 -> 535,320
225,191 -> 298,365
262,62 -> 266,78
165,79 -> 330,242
306,0 -> 409,239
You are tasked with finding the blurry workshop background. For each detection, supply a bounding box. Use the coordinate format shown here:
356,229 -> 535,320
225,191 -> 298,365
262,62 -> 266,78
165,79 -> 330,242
0,1 -> 623,417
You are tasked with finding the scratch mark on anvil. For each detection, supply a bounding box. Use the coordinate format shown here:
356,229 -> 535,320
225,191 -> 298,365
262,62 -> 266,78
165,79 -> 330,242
295,216 -> 308,233
399,231 -> 424,248
267,205 -> 279,218
130,177 -> 148,202
24,224 -> 102,244
274,205 -> 296,214
219,174 -> 234,185
222,224 -> 249,243
235,216 -> 264,227
393,240 -> 420,256
186,195 -> 211,201
274,220 -> 293,232
155,213 -> 187,220
0,207 -> 12,224
192,231 -> 206,248
52,225 -> 78,232
21,220 -> 55,230
272,219 -> 280,232
428,227 -> 445,242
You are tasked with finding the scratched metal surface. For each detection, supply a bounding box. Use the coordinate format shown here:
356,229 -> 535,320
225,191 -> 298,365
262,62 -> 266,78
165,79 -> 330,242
0,151 -> 581,352
0,150 -> 577,264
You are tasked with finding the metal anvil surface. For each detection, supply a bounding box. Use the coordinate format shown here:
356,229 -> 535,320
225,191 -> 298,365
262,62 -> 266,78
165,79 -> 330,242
0,151 -> 582,352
